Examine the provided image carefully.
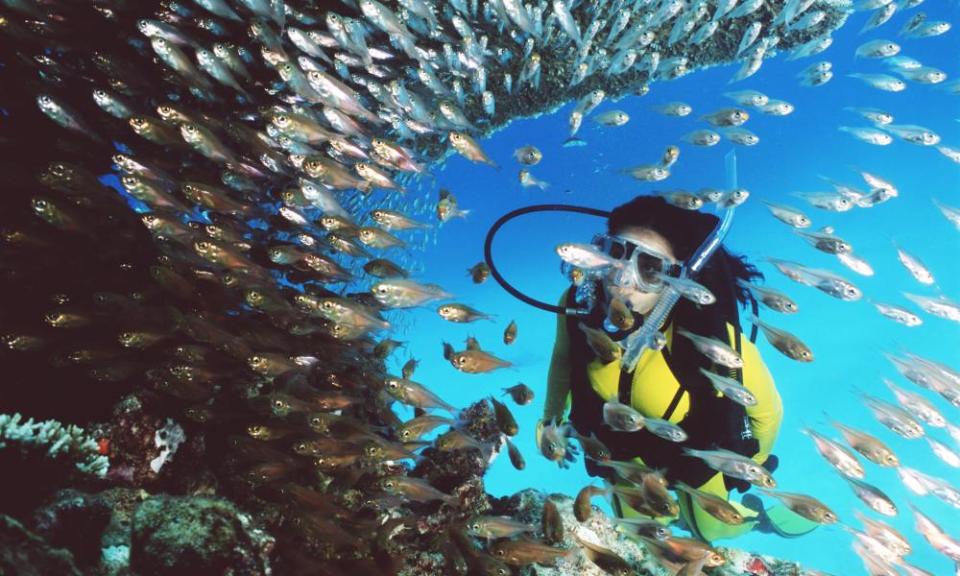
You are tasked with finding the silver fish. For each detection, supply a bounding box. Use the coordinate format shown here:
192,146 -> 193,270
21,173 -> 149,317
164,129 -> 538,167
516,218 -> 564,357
676,328 -> 743,368
699,368 -> 758,407
749,314 -> 813,361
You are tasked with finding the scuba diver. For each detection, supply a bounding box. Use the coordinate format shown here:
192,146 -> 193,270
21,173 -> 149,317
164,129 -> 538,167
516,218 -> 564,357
483,165 -> 820,543
540,194 -> 817,542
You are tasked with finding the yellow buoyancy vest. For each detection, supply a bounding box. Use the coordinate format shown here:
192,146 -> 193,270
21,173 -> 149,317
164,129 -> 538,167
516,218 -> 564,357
584,322 -> 783,465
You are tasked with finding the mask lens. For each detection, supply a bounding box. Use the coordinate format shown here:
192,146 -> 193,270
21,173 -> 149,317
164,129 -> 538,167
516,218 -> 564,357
635,252 -> 665,287
606,240 -> 626,259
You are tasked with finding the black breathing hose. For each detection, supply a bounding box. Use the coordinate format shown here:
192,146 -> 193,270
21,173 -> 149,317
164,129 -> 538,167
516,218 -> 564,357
483,204 -> 610,316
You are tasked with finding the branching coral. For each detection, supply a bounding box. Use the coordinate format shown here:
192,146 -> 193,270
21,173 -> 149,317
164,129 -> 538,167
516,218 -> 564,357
0,413 -> 109,478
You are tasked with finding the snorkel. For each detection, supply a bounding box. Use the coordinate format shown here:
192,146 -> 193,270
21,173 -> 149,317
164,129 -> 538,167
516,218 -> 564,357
621,150 -> 739,370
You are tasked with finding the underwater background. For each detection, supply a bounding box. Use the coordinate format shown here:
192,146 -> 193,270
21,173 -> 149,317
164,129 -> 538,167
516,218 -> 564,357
398,2 -> 960,574
0,0 -> 958,575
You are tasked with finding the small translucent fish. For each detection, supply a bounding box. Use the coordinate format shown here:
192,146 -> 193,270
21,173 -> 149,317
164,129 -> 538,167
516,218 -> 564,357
720,126 -> 760,146
682,447 -> 776,488
681,129 -> 721,146
736,280 -> 799,314
503,320 -> 518,345
537,419 -> 571,464
506,437 -> 525,470
759,489 -> 838,524
795,228 -> 852,254
677,328 -> 743,368
872,301 -> 922,326
661,145 -> 680,168
450,132 -> 498,167
573,535 -> 634,574
884,378 -> 945,427
861,3 -> 897,33
465,515 -> 534,540
593,110 -> 630,126
937,146 -> 960,164
489,396 -> 519,436
660,191 -> 703,210
847,478 -> 897,516
718,188 -> 752,209
519,169 -> 549,190
762,201 -> 812,228
760,99 -> 795,115
622,164 -> 670,181
556,243 -> 620,269
371,279 -> 452,308
380,475 -> 457,507
384,375 -> 458,414
848,73 -> 907,91
831,420 -> 899,466
933,199 -> 960,229
749,315 -> 813,362
894,243 -> 935,285
606,297 -> 634,331
437,188 -> 471,222
910,506 -> 960,562
837,253 -> 874,277
644,417 -> 688,442
699,368 -> 758,407
437,303 -> 494,323
579,324 -> 622,364
513,145 -> 542,165
652,102 -> 692,116
574,485 -> 606,522
370,209 -> 430,231
792,191 -> 854,211
844,106 -> 894,125
838,126 -> 893,145
701,108 -> 749,127
661,276 -> 716,305
724,90 -> 769,107
602,400 -> 645,432
396,414 -> 453,442
927,438 -> 960,468
502,383 -> 534,405
855,39 -> 901,58
863,394 -> 925,439
804,428 -> 865,479
400,358 -> 420,380
897,66 -> 947,84
884,123 -> 940,146
358,227 -> 405,249
450,349 -> 512,374
903,292 -> 960,322
675,482 -> 744,524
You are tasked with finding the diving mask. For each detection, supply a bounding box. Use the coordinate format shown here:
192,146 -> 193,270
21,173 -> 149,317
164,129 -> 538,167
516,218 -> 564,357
592,233 -> 683,293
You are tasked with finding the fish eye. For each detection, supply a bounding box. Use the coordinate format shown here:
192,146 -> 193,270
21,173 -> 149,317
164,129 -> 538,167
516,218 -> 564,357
383,480 -> 394,489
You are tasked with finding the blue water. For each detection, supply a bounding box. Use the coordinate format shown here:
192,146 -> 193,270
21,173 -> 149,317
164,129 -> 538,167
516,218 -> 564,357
380,3 -> 960,575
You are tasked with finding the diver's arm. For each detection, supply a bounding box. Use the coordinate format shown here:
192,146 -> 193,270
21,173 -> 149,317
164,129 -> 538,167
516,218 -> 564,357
745,353 -> 784,464
543,289 -> 573,422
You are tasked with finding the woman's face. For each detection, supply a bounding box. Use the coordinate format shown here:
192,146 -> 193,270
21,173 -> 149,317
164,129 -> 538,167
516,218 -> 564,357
602,226 -> 677,316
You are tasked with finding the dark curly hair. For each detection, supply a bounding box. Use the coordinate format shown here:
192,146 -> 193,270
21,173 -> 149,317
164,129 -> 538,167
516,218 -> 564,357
607,194 -> 762,313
